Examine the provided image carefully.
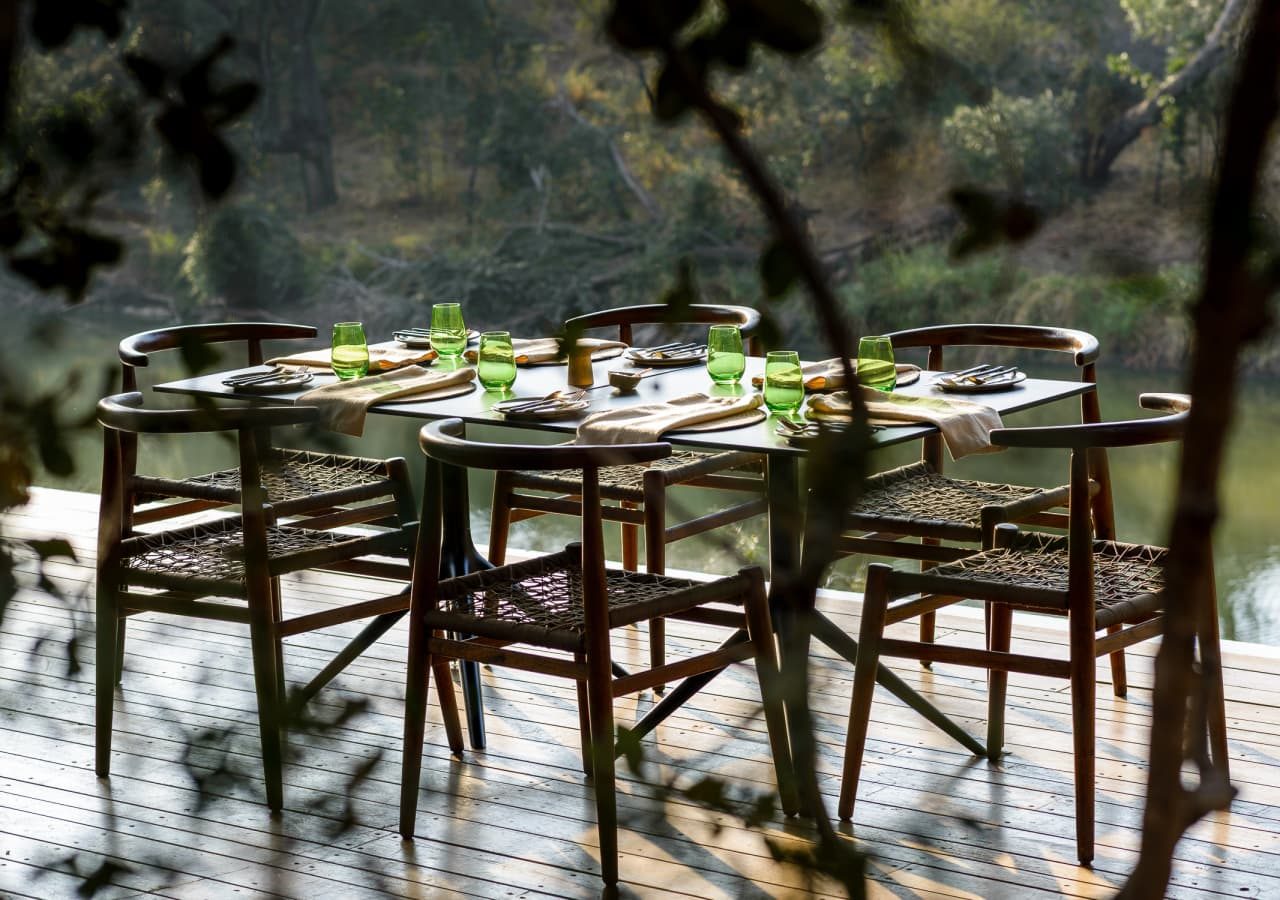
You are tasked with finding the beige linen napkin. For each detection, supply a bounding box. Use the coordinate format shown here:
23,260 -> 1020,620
751,359 -> 920,392
577,392 -> 763,445
463,337 -> 627,366
297,365 -> 475,436
808,386 -> 1002,459
269,341 -> 437,372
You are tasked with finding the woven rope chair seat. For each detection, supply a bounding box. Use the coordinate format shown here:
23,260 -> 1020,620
846,462 -> 1063,533
507,450 -> 763,501
172,449 -> 389,502
916,532 -> 1166,626
425,550 -> 744,652
120,517 -> 394,589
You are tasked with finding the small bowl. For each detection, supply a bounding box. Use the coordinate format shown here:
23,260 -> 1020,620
608,370 -> 643,392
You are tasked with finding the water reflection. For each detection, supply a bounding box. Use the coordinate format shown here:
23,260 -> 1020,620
15,325 -> 1280,646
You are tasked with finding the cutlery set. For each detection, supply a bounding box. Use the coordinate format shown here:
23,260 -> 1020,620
632,341 -> 707,359
222,366 -> 309,387
936,364 -> 1020,385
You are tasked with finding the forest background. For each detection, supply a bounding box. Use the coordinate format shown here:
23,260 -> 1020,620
7,0 -> 1268,370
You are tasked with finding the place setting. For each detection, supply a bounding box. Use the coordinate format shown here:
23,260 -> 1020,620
933,363 -> 1027,393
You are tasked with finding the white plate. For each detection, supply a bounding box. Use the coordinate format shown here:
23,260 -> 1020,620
393,329 -> 481,349
377,381 -> 477,404
936,371 -> 1028,393
624,348 -> 707,367
226,372 -> 314,394
668,408 -> 767,433
493,396 -> 592,420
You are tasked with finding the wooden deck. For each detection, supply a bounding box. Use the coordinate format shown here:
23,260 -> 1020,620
2,488 -> 1278,899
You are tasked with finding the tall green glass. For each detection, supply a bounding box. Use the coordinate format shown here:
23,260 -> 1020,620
763,350 -> 803,414
706,324 -> 746,384
476,331 -> 517,391
857,335 -> 896,391
331,322 -> 369,380
430,302 -> 467,358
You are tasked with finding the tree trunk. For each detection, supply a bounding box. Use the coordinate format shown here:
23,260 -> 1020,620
1116,1 -> 1279,895
1085,0 -> 1249,184
251,0 -> 338,210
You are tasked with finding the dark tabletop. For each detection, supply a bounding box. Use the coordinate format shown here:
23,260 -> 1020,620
155,354 -> 1094,457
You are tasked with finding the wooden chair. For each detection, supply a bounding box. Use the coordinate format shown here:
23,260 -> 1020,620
838,394 -> 1229,864
402,418 -> 796,894
829,324 -> 1123,685
488,304 -> 769,677
96,392 -> 416,811
113,322 -> 417,677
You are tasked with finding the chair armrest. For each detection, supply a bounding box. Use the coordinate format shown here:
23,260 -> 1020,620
990,394 -> 1190,449
119,322 -> 317,368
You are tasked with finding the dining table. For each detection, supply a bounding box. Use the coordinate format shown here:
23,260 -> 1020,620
156,350 -> 1094,759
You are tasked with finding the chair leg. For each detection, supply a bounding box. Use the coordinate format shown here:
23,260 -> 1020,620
839,564 -> 891,822
112,617 -> 127,685
95,580 -> 120,778
585,651 -> 619,890
1199,564 -> 1230,778
575,653 -> 593,777
247,597 -> 286,813
919,537 -> 941,667
742,571 -> 798,816
399,623 -> 433,838
1106,624 -> 1128,697
270,578 -> 287,721
643,474 -> 666,693
1069,614 -> 1096,865
488,471 -> 514,565
620,501 -> 639,571
433,653 -> 465,756
986,602 -> 1013,761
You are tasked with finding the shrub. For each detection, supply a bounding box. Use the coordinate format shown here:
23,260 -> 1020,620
180,204 -> 308,309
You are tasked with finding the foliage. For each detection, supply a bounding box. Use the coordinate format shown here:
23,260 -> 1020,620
180,203 -> 307,309
942,89 -> 1078,202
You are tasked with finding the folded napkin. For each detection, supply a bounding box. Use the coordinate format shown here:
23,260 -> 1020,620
463,337 -> 627,366
296,365 -> 475,436
268,341 -> 437,372
751,359 -> 921,392
577,392 -> 763,445
808,386 -> 1002,459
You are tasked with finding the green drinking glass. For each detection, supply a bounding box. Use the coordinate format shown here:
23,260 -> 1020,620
763,350 -> 804,414
331,322 -> 369,380
706,324 -> 746,384
430,302 -> 467,358
476,331 -> 517,391
857,335 -> 897,392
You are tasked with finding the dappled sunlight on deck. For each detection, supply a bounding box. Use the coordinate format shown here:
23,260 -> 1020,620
2,488 -> 1277,898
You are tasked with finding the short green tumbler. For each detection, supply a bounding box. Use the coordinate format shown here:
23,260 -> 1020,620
477,331 -> 517,391
331,322 -> 369,380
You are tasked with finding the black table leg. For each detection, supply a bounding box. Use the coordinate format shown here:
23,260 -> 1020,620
438,460 -> 491,749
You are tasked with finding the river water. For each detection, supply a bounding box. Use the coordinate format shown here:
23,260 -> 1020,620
14,318 -> 1279,645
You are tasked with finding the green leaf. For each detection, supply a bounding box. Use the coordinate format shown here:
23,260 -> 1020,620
760,238 -> 801,298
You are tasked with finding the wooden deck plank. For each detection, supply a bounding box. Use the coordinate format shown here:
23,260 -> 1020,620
3,488 -> 1279,898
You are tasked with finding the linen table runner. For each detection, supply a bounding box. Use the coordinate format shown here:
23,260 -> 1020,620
808,386 -> 1002,459
577,392 -> 763,445
269,341 -> 437,372
750,359 -> 921,392
297,365 -> 475,436
463,337 -> 627,366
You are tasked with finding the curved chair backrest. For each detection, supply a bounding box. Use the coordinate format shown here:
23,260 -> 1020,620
98,391 -> 317,434
886,324 -> 1100,370
991,393 -> 1189,450
118,322 -> 317,391
566,304 -> 763,353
